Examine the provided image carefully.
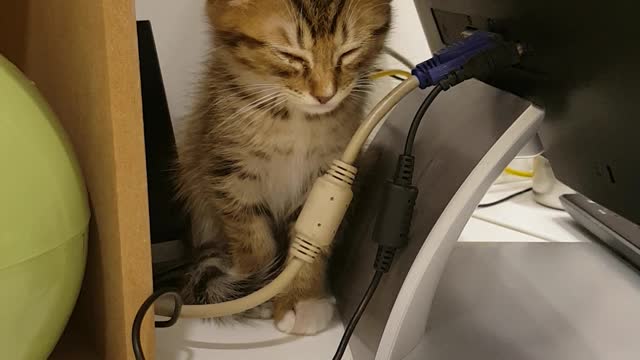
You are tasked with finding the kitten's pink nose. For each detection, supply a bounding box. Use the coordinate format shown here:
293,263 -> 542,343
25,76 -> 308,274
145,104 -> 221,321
314,94 -> 335,104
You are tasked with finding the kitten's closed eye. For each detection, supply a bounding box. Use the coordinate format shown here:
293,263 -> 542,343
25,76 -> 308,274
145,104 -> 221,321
275,50 -> 308,70
338,47 -> 362,67
275,47 -> 362,69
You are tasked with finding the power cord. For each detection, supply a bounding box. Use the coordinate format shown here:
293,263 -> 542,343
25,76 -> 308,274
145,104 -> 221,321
132,289 -> 182,360
332,270 -> 384,359
333,155 -> 418,360
404,85 -> 443,155
332,85 -> 441,360
333,32 -> 523,357
478,188 -> 533,208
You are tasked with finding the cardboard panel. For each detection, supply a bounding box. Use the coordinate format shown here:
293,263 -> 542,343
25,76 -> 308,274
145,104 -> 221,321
0,1 -> 154,358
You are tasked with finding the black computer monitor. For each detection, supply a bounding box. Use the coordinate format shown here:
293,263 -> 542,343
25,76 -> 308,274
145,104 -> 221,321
415,0 -> 640,226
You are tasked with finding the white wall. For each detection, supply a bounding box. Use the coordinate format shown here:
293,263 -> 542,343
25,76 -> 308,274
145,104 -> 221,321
136,0 -> 210,123
135,0 -> 431,123
386,1 -> 431,67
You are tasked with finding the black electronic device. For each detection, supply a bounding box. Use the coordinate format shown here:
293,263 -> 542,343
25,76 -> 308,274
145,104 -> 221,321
561,193 -> 640,270
415,0 -> 640,227
136,20 -> 188,282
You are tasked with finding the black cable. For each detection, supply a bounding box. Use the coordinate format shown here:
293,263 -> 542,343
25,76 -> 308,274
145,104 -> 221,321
404,85 -> 443,155
332,155 -> 417,359
332,42 -> 517,354
332,271 -> 385,360
478,188 -> 533,208
132,289 -> 183,360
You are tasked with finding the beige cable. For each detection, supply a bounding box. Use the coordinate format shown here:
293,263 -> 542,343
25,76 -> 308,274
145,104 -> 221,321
342,77 -> 419,164
155,259 -> 305,318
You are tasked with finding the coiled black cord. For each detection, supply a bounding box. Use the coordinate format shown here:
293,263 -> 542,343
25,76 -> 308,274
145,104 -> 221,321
478,188 -> 533,208
132,289 -> 183,360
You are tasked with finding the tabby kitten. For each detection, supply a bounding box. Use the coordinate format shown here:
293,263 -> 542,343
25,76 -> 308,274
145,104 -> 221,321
177,0 -> 391,335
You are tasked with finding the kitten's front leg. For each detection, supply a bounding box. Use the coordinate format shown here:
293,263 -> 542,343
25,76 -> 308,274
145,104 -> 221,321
219,204 -> 279,319
220,207 -> 277,275
272,253 -> 335,335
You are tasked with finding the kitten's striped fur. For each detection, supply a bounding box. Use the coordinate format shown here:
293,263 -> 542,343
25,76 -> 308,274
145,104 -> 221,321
176,0 -> 391,334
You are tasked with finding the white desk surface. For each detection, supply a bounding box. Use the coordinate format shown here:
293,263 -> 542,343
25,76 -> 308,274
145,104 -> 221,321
155,180 -> 595,360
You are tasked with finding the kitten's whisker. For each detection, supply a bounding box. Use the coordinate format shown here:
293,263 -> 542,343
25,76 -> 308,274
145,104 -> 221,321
223,85 -> 279,91
229,92 -> 282,120
281,0 -> 297,24
214,87 -> 279,103
226,87 -> 280,101
221,85 -> 280,94
226,92 -> 282,121
208,88 -> 280,111
352,88 -> 375,92
349,98 -> 367,104
258,98 -> 289,124
242,95 -> 287,121
204,45 -> 225,55
344,0 -> 355,27
236,97 -> 287,133
222,82 -> 279,88
356,78 -> 375,84
207,82 -> 278,94
353,3 -> 389,26
348,93 -> 369,100
346,0 -> 364,30
345,95 -> 368,107
351,84 -> 374,90
234,91 -> 281,111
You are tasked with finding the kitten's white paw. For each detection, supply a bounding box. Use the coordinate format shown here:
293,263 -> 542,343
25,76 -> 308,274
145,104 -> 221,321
275,298 -> 335,335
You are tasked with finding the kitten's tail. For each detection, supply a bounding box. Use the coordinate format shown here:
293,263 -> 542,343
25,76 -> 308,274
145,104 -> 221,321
180,251 -> 284,319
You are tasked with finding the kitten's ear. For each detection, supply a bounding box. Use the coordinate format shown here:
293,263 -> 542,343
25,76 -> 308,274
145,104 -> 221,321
207,0 -> 251,6
205,0 -> 252,27
206,1 -> 254,10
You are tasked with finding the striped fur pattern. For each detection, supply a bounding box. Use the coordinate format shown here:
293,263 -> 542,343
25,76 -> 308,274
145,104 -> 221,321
176,0 -> 391,332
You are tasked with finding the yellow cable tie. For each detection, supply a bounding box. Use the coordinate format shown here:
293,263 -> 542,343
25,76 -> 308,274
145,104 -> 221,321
505,167 -> 534,178
370,69 -> 412,81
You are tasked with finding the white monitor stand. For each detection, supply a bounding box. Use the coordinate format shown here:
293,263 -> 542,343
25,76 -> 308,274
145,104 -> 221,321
331,79 -> 543,360
403,241 -> 640,360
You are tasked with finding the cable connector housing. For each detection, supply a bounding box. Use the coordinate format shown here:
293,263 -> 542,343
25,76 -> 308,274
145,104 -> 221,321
372,155 -> 418,272
411,31 -> 520,89
438,41 -> 520,90
292,160 -> 357,262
